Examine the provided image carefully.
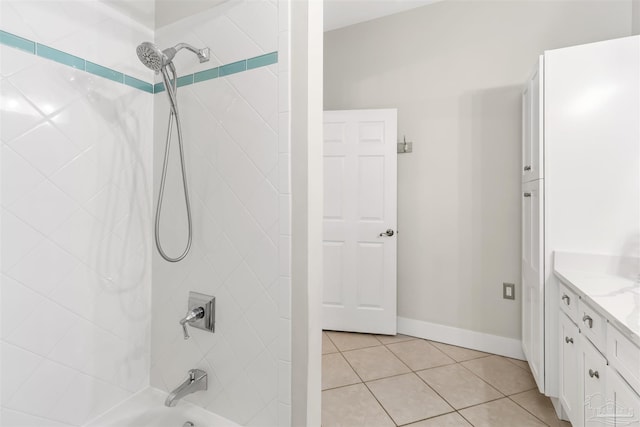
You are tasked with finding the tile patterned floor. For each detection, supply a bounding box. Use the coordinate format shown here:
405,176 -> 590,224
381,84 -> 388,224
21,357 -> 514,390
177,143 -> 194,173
322,331 -> 572,427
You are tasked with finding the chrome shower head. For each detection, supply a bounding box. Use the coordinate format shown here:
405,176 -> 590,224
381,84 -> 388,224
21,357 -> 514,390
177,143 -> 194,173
136,42 -> 166,71
137,41 -> 210,72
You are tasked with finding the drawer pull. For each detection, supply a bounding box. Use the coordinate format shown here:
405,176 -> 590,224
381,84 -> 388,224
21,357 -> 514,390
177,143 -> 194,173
588,369 -> 599,379
582,314 -> 593,328
565,336 -> 574,344
561,294 -> 570,305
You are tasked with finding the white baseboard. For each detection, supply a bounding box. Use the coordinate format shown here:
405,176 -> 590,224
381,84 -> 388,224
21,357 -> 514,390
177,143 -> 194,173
397,317 -> 526,360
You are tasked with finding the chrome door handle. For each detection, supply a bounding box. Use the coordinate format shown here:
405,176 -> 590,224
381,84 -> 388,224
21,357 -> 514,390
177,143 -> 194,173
588,369 -> 599,379
565,337 -> 574,344
379,229 -> 395,237
561,294 -> 570,305
524,165 -> 531,171
582,314 -> 593,329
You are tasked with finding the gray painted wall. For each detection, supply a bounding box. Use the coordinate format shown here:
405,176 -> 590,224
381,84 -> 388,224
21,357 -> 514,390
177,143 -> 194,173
324,0 -> 632,341
634,0 -> 640,34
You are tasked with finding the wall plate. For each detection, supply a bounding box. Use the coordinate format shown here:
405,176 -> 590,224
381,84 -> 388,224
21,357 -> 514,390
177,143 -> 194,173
503,283 -> 515,300
187,291 -> 215,333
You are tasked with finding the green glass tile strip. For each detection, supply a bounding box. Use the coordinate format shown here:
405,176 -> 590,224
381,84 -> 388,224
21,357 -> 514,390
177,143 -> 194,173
154,82 -> 165,94
177,75 -> 193,88
36,44 -> 85,70
247,52 -> 278,70
219,60 -> 247,77
0,30 -> 35,53
194,67 -> 219,83
124,75 -> 153,93
87,61 -> 123,83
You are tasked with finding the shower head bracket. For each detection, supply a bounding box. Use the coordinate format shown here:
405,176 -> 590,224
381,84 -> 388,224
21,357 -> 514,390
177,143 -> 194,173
197,47 -> 210,63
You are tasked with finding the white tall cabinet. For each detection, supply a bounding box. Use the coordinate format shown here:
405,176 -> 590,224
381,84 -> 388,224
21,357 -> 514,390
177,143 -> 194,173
521,34 -> 640,415
521,57 -> 544,392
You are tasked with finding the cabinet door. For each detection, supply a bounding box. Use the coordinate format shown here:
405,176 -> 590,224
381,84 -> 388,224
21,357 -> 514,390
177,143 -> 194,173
559,312 -> 580,425
522,56 -> 543,183
582,336 -> 608,427
606,366 -> 640,426
522,179 -> 544,391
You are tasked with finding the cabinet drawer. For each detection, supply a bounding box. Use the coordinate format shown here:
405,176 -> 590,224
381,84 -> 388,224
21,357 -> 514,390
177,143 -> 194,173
607,323 -> 640,395
559,282 -> 578,323
579,299 -> 606,350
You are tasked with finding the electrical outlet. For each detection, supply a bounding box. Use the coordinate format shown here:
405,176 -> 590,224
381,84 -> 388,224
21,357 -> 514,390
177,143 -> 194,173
503,283 -> 515,300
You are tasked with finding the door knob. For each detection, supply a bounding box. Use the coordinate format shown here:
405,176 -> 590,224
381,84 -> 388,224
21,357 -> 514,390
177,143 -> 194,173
379,229 -> 395,237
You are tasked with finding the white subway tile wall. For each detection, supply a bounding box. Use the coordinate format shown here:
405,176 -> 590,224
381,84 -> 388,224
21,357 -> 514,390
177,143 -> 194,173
0,39 -> 154,427
150,1 -> 289,426
1,0 -> 289,425
0,0 -> 154,82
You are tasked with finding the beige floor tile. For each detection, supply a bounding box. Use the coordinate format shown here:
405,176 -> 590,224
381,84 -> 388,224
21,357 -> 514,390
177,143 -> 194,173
323,332 -> 339,354
387,339 -> 455,370
506,357 -> 531,371
343,345 -> 410,381
459,398 -> 546,427
376,334 -> 416,344
511,389 -> 566,426
404,412 -> 472,427
325,331 -> 381,351
367,373 -> 454,426
322,383 -> 395,427
430,341 -> 490,362
461,355 -> 537,395
322,353 -> 361,390
417,364 -> 503,409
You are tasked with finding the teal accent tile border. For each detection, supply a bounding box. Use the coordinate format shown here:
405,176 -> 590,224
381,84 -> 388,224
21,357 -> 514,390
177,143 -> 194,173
125,75 -> 153,93
219,60 -> 247,77
87,61 -> 123,84
0,30 -> 278,94
194,67 -> 218,83
0,30 -> 35,53
247,52 -> 278,70
177,75 -> 193,88
37,44 -> 85,69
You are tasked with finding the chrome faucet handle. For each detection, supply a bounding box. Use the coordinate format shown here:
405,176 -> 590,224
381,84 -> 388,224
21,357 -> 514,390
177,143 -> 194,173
180,307 -> 205,339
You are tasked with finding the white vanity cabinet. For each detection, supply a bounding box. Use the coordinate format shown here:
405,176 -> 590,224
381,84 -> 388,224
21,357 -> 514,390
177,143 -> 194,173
555,258 -> 640,427
606,366 -> 640,427
580,334 -> 608,426
559,312 -> 580,425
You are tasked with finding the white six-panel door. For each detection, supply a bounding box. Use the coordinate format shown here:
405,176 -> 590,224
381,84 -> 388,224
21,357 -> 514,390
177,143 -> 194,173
322,109 -> 397,335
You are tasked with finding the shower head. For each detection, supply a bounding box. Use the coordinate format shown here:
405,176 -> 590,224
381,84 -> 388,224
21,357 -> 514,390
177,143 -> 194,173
136,42 -> 166,71
136,41 -> 210,71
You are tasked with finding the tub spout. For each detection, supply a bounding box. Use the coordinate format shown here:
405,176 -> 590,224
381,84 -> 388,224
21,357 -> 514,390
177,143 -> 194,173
165,369 -> 207,407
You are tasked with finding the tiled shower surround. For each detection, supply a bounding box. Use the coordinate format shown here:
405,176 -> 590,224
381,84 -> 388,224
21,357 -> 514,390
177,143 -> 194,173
0,1 -> 290,426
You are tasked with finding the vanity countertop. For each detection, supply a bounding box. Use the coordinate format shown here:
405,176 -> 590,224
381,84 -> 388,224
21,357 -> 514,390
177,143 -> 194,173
554,266 -> 640,347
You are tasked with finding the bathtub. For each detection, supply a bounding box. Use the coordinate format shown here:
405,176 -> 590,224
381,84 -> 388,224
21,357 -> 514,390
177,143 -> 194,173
86,388 -> 239,427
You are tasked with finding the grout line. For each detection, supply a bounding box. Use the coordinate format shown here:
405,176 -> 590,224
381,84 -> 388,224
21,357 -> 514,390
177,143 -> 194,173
506,392 -> 556,427
333,342 -> 399,425
322,332 -> 550,427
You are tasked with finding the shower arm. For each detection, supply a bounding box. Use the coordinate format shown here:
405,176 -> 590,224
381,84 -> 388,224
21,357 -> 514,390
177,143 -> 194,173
165,43 -> 210,63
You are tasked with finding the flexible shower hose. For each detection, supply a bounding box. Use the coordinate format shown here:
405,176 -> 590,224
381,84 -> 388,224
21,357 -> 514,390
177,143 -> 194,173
154,62 -> 193,262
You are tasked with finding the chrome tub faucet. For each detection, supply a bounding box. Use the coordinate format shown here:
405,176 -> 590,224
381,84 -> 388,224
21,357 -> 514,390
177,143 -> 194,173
165,369 -> 207,407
